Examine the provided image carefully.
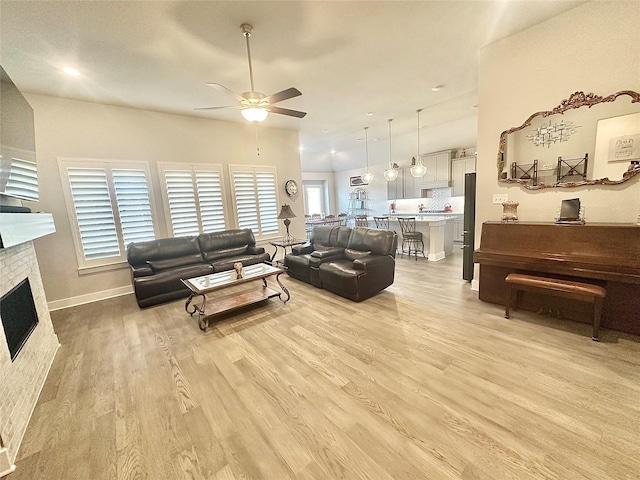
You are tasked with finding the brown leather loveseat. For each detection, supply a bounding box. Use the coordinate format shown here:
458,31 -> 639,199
285,225 -> 398,302
126,229 -> 270,307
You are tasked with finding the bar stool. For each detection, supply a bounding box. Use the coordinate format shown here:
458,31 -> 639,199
397,217 -> 425,260
355,215 -> 369,227
373,216 -> 390,229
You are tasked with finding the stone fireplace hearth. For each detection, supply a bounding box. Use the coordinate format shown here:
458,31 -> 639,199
0,240 -> 59,476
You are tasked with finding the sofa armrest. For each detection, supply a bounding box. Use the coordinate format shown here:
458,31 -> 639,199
311,247 -> 344,259
131,265 -> 154,277
247,245 -> 266,255
353,255 -> 393,271
292,243 -> 314,255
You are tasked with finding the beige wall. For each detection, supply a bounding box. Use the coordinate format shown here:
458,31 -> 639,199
476,1 -> 640,236
23,95 -> 303,308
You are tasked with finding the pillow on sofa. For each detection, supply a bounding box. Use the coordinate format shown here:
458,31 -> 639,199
344,248 -> 371,260
204,246 -> 248,263
146,253 -> 203,272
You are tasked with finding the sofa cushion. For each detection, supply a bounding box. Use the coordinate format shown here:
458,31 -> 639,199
198,229 -> 257,253
127,236 -> 200,267
204,246 -> 248,263
133,263 -> 213,301
146,253 -> 204,272
344,248 -> 371,261
347,227 -> 396,256
211,252 -> 270,272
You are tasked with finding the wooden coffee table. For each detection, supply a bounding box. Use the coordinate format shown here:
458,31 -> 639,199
181,263 -> 290,331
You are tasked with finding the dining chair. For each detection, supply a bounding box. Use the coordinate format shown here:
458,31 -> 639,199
397,217 -> 425,260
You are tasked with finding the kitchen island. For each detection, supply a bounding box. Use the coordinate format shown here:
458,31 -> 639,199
388,214 -> 456,261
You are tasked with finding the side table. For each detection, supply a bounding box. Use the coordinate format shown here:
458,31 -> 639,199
269,239 -> 306,263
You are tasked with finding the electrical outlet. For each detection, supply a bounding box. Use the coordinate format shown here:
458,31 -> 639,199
493,194 -> 508,204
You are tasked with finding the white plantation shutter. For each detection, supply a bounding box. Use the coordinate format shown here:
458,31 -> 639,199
4,155 -> 39,201
164,170 -> 200,237
59,159 -> 158,269
67,168 -> 121,260
231,166 -> 279,238
256,170 -> 279,234
160,164 -> 227,237
112,169 -> 155,245
233,171 -> 260,231
196,170 -> 225,233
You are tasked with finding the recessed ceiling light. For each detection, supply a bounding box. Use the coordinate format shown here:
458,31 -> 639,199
431,85 -> 444,92
322,129 -> 330,134
366,111 -> 375,117
472,104 -> 479,109
330,149 -> 336,154
62,66 -> 80,77
298,145 -> 304,151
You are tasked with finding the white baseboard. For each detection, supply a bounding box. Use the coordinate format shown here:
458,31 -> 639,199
48,285 -> 133,311
428,251 -> 446,262
471,278 -> 479,291
0,446 -> 16,477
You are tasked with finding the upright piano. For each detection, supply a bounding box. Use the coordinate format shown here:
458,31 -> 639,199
474,222 -> 640,335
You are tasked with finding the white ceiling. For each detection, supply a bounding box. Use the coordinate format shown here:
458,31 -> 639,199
1,1 -> 585,172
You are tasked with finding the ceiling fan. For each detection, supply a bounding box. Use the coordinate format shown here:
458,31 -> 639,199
197,23 -> 307,123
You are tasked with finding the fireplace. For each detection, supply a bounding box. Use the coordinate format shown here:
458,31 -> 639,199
0,241 -> 58,476
1,278 -> 39,362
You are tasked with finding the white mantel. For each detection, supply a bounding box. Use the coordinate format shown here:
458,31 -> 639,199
0,213 -> 55,248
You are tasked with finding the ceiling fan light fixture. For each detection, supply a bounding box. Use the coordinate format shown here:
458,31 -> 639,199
241,107 -> 268,123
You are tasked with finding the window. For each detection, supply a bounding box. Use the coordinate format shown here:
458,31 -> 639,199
158,163 -> 226,237
0,147 -> 39,201
303,180 -> 327,216
229,165 -> 279,239
58,158 -> 157,269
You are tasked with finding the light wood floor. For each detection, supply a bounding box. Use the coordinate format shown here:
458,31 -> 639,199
12,251 -> 640,479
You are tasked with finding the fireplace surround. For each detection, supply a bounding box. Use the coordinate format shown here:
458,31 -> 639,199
0,240 -> 59,475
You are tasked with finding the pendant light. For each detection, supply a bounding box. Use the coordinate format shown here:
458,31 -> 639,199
384,119 -> 399,181
361,126 -> 374,184
411,109 -> 427,178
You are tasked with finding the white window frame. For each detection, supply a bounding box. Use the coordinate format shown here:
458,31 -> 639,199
58,158 -> 159,272
302,180 -> 328,216
228,164 -> 280,241
157,163 -> 228,237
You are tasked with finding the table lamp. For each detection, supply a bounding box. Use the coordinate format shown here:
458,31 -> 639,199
278,204 -> 296,243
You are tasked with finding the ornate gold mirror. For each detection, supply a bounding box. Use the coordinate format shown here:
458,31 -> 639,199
498,90 -> 640,190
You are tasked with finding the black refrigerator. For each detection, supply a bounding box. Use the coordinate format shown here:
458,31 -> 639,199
462,172 -> 476,281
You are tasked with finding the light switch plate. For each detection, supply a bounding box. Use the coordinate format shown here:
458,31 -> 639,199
493,194 -> 508,204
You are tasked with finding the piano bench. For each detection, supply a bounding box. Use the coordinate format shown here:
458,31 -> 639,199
504,273 -> 606,341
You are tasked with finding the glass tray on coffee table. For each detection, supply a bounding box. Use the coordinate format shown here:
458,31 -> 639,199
181,262 -> 290,331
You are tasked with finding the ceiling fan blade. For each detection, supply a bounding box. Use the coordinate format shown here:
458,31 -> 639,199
264,87 -> 302,105
194,105 -> 242,111
268,106 -> 307,118
206,83 -> 247,102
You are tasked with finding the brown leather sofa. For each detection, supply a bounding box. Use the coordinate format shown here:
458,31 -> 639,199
285,226 -> 398,301
126,229 -> 270,307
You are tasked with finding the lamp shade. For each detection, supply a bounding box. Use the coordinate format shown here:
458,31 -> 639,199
383,167 -> 399,181
241,107 -> 268,123
278,204 -> 296,219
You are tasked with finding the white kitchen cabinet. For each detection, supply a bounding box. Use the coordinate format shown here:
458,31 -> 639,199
451,156 -> 476,197
420,150 -> 452,189
387,167 -> 421,200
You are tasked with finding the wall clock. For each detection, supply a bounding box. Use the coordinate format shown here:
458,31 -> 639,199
285,179 -> 298,196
